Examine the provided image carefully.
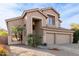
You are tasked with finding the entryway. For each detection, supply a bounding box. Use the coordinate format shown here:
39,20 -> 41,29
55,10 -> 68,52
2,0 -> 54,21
32,18 -> 42,35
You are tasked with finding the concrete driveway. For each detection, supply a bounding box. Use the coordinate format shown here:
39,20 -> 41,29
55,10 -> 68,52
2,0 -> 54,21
9,45 -> 54,56
9,44 -> 79,56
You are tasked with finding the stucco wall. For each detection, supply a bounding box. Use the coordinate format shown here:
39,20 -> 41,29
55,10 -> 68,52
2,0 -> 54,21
24,9 -> 61,35
7,19 -> 26,45
8,36 -> 21,45
7,19 -> 24,35
24,11 -> 46,35
42,9 -> 60,28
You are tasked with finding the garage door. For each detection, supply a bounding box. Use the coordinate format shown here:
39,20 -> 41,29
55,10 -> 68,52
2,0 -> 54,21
46,33 -> 54,46
56,34 -> 70,44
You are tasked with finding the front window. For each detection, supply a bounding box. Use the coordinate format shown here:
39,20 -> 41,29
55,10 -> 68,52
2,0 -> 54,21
48,15 -> 55,25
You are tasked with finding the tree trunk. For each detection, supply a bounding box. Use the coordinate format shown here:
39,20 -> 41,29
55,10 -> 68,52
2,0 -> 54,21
20,34 -> 22,44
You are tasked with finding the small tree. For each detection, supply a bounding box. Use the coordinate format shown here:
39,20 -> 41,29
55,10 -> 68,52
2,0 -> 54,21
28,34 -> 42,47
12,26 -> 24,44
12,27 -> 18,39
71,23 -> 79,31
17,26 -> 24,44
71,23 -> 79,43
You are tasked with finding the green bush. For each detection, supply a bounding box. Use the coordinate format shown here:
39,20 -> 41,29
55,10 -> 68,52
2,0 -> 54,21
0,30 -> 8,37
73,30 -> 79,43
28,34 -> 34,47
28,34 -> 42,47
71,23 -> 79,43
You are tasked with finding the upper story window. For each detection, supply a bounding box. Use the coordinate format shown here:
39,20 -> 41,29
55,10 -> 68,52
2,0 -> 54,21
48,15 -> 55,25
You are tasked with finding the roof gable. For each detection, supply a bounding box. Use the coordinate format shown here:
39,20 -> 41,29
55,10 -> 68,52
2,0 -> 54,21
6,8 -> 60,22
40,7 -> 60,17
22,8 -> 47,18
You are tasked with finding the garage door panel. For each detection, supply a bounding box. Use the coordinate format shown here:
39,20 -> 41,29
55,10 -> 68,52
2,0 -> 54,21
46,33 -> 54,45
56,34 -> 70,44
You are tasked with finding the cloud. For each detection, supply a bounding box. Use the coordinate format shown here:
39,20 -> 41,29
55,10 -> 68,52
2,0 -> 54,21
61,12 -> 79,29
60,4 -> 79,19
58,3 -> 79,29
0,4 -> 22,30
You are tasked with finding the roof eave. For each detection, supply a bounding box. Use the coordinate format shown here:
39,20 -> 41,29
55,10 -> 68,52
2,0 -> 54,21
5,16 -> 23,22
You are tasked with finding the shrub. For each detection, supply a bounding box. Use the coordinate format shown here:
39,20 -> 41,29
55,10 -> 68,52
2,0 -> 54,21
28,34 -> 34,47
0,44 -> 10,56
73,30 -> 79,43
0,29 -> 8,37
28,34 -> 42,47
0,29 -> 8,44
71,23 -> 79,43
0,47 -> 8,56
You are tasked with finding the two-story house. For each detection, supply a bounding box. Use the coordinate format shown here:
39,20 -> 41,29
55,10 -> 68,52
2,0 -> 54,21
6,8 -> 74,48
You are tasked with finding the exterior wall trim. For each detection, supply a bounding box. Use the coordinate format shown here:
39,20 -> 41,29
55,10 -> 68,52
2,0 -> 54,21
42,27 -> 74,33
54,33 -> 56,44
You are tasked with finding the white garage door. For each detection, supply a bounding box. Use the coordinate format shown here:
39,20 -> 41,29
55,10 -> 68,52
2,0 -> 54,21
56,34 -> 70,44
46,33 -> 54,47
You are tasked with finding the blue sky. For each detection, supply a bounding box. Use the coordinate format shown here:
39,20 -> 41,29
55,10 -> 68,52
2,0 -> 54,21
0,3 -> 79,30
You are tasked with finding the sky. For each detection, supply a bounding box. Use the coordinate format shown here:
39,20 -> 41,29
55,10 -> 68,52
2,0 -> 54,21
0,3 -> 79,30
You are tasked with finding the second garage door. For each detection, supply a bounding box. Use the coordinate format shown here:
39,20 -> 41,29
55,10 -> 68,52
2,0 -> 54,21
56,34 -> 70,44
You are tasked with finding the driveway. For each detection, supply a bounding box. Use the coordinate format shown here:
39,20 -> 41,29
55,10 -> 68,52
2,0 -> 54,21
9,45 -> 54,56
9,44 -> 79,56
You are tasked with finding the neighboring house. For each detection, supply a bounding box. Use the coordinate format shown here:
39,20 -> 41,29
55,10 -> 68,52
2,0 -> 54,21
6,7 -> 74,48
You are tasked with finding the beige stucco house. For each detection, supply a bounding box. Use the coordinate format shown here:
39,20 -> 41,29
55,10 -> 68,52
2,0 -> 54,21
6,7 -> 74,48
